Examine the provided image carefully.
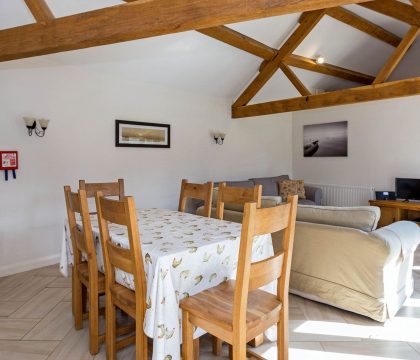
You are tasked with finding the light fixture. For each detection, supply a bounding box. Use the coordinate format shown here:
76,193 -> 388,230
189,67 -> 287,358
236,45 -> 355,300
212,132 -> 226,145
315,55 -> 325,65
23,117 -> 50,137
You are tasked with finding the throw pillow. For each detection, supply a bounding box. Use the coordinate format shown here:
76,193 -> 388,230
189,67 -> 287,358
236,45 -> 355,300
279,180 -> 306,199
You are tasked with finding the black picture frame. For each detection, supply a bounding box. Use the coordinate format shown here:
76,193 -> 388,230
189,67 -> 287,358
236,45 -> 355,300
115,120 -> 171,148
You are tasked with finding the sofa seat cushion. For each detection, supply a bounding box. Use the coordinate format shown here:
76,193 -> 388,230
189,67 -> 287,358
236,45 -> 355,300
297,205 -> 380,232
297,199 -> 316,205
249,175 -> 289,196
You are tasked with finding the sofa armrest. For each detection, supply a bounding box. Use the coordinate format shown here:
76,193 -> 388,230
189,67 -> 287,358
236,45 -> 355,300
304,185 -> 322,205
371,221 -> 420,261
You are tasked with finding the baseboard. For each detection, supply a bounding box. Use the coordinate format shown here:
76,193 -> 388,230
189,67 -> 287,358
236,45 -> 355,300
0,253 -> 61,277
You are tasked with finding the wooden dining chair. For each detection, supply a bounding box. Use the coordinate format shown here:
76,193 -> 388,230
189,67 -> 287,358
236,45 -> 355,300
215,182 -> 262,220
180,195 -> 298,360
79,179 -> 125,199
178,179 -> 214,217
64,186 -> 105,355
95,192 -> 147,360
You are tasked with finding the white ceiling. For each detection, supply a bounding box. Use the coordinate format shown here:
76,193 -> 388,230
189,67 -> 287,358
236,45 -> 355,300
0,0 -> 418,102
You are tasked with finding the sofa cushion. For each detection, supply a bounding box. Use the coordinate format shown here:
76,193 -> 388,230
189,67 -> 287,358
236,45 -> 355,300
297,205 -> 381,232
298,199 -> 316,205
279,179 -> 306,199
249,175 -> 289,196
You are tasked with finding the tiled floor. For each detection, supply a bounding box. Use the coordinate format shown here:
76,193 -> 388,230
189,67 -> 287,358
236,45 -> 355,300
0,247 -> 419,359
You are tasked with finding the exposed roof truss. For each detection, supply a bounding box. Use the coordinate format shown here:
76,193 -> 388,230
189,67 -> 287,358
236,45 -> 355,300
198,0 -> 420,117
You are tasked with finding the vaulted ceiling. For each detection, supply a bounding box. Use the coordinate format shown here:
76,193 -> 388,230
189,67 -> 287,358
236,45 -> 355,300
0,0 -> 419,115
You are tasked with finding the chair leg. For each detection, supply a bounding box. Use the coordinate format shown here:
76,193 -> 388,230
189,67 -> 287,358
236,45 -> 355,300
135,313 -> 148,360
182,310 -> 194,360
228,344 -> 233,359
232,343 -> 246,360
194,338 -> 199,360
212,337 -> 222,356
278,308 -> 288,360
106,295 -> 117,360
73,274 -> 83,330
89,291 -> 100,355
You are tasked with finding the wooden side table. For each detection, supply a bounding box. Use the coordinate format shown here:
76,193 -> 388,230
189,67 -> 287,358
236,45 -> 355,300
369,200 -> 420,227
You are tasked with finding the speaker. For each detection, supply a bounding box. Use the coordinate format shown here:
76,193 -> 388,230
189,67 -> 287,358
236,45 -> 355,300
375,191 -> 396,200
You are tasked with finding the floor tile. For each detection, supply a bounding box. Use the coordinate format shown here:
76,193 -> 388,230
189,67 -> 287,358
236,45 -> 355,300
249,340 -> 324,360
34,264 -> 62,278
9,288 -> 70,319
0,276 -> 56,302
0,340 -> 58,360
0,319 -> 39,340
322,340 -> 420,360
0,301 -> 25,317
47,327 -> 94,360
23,302 -> 73,341
46,276 -> 71,288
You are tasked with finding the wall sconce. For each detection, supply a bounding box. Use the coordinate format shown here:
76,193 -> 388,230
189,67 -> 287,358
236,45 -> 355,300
23,117 -> 50,137
212,132 -> 226,145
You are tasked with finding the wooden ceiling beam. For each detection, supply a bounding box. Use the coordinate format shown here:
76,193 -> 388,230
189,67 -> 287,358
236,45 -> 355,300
232,76 -> 420,117
359,1 -> 420,26
233,9 -> 326,107
197,26 -> 276,60
410,0 -> 420,12
24,0 -> 54,24
197,26 -> 375,85
279,62 -> 311,96
326,7 -> 401,47
373,26 -> 420,84
283,54 -> 375,85
0,0 -> 373,63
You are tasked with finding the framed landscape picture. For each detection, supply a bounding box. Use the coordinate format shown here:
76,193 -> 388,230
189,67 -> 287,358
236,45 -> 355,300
115,120 -> 170,148
303,121 -> 348,157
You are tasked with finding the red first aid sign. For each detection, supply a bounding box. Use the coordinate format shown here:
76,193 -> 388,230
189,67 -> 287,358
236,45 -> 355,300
0,151 -> 18,170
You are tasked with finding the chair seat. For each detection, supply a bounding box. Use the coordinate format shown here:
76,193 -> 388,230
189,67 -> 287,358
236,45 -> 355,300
110,284 -> 136,319
180,280 -> 281,343
76,262 -> 105,293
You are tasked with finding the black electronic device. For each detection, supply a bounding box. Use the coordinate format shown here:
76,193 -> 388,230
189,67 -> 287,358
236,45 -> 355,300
375,191 -> 396,201
395,178 -> 420,201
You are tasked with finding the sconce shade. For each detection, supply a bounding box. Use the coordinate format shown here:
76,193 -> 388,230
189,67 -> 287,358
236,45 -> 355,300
38,119 -> 50,129
23,117 -> 36,128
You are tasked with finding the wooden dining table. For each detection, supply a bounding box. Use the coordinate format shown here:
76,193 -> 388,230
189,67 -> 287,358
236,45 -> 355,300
60,208 -> 274,360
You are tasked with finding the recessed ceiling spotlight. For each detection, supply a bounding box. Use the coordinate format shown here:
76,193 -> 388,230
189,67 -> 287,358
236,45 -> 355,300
315,56 -> 325,65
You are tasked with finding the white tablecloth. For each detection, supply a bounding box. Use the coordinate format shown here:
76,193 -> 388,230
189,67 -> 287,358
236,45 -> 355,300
60,208 -> 274,360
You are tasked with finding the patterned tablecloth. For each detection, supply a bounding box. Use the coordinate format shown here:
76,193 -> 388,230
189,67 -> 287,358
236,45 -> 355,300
60,208 -> 274,360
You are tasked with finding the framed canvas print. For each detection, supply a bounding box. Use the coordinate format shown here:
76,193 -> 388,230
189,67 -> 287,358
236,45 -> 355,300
115,120 -> 170,148
303,121 -> 348,157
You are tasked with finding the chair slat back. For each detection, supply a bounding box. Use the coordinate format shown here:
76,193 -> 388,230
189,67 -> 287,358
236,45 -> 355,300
107,241 -> 134,274
79,179 -> 125,200
233,195 -> 298,330
95,193 -> 147,311
178,179 -> 213,217
98,198 -> 129,226
64,186 -> 96,267
253,203 -> 291,236
248,253 -> 284,291
215,183 -> 262,220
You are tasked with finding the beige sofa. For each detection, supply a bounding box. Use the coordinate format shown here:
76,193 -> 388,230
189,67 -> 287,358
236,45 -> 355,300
198,200 -> 420,322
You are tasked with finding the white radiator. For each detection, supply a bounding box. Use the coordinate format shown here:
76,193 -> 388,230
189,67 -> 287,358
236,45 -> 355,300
306,183 -> 376,207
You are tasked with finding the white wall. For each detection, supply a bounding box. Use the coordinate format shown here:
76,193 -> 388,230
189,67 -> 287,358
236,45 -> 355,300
0,63 -> 292,276
292,96 -> 420,190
